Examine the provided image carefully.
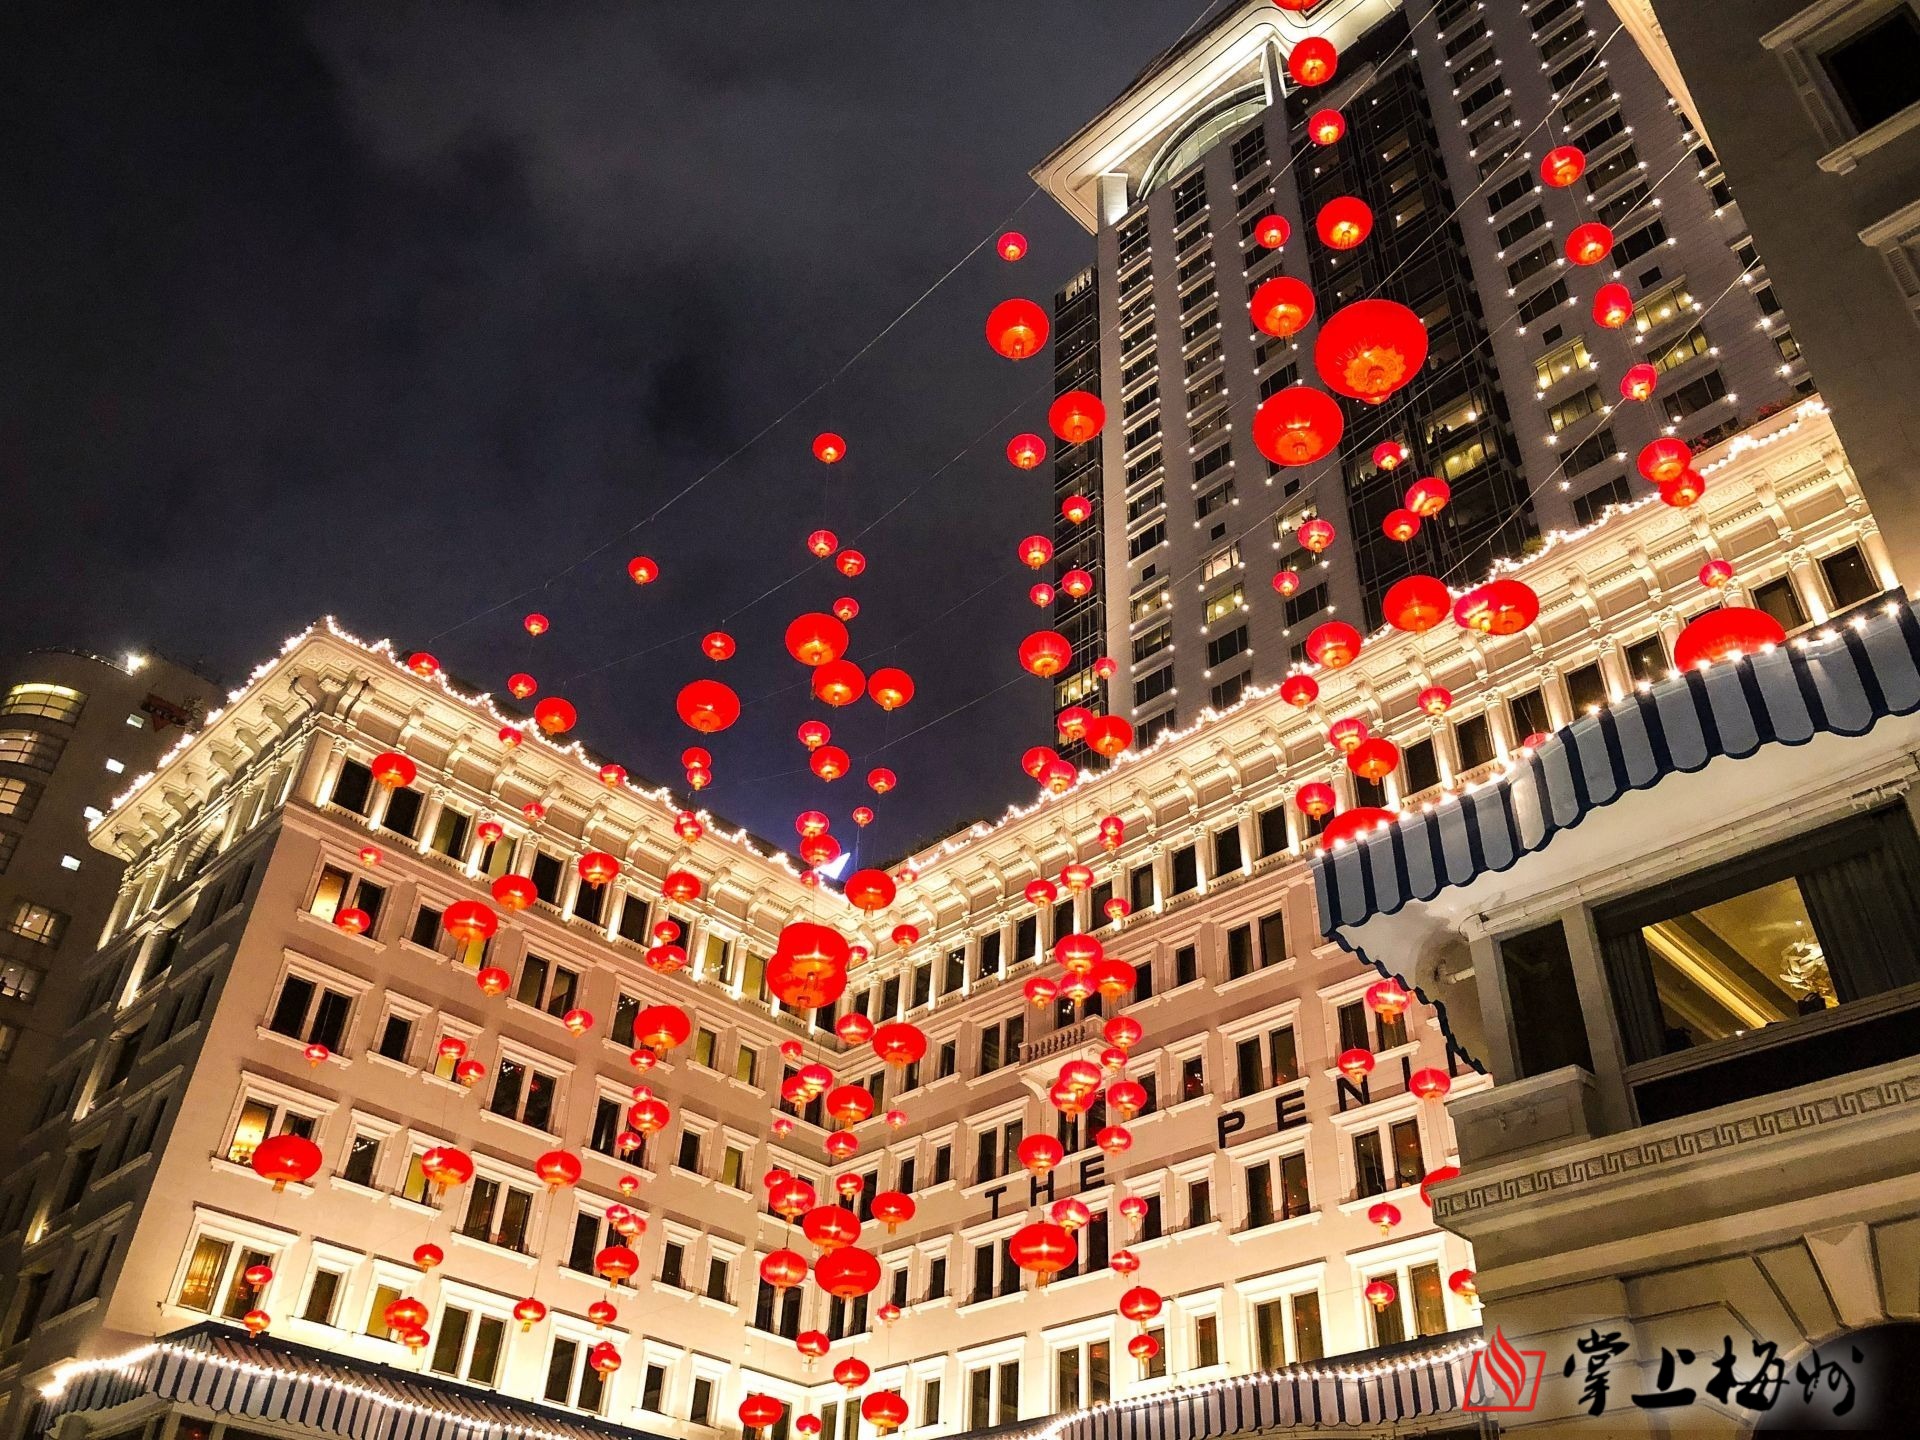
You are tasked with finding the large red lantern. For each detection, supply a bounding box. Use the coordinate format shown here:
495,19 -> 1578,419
1565,222 -> 1614,265
1349,737 -> 1400,782
1637,437 -> 1693,485
1020,534 -> 1054,568
577,852 -> 620,888
1411,1068 -> 1453,1100
810,744 -> 850,782
1540,145 -> 1586,187
1048,390 -> 1106,444
1280,673 -> 1320,708
1253,213 -> 1290,248
1315,300 -> 1428,402
634,1004 -> 691,1056
1250,276 -> 1315,337
421,1146 -> 475,1189
1296,782 -> 1336,819
533,697 -> 576,736
1316,196 -> 1372,250
1119,1285 -> 1164,1325
1383,575 -> 1452,633
1019,630 -> 1073,677
1453,579 -> 1540,636
1253,387 -> 1344,465
1593,282 -> 1632,329
1007,433 -> 1047,469
1085,715 -> 1134,758
1319,807 -> 1399,849
250,1133 -> 322,1191
815,1246 -> 882,1299
740,1396 -> 784,1434
1673,607 -> 1787,668
370,751 -> 417,788
986,299 -> 1050,360
536,1150 -> 583,1190
1305,620 -> 1363,669
804,1204 -> 863,1250
870,668 -> 915,711
1009,1222 -> 1075,1285
442,900 -> 498,945
769,922 -> 852,1010
676,679 -> 741,733
861,1393 -> 909,1435
1018,1134 -> 1065,1176
872,1190 -> 916,1232
785,613 -> 850,667
1405,475 -> 1451,517
761,1249 -> 809,1290
1288,36 -> 1336,85
812,660 -> 866,707
845,868 -> 897,912
873,1021 -> 927,1068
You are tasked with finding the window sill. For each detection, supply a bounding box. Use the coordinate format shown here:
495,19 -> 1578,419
478,1108 -> 560,1143
1228,1211 -> 1321,1245
1337,1183 -> 1420,1219
1820,99 -> 1920,174
209,1152 -> 314,1197
329,1176 -> 385,1201
956,1290 -> 1025,1315
448,1230 -> 537,1266
1217,961 -> 1294,995
362,1051 -> 415,1079
693,1295 -> 738,1315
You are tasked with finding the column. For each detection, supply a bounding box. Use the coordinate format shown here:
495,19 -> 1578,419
1560,903 -> 1637,1134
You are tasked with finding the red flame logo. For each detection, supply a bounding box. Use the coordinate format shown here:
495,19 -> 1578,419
1466,1327 -> 1544,1412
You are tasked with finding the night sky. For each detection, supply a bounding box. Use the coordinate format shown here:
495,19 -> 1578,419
0,2 -> 1222,863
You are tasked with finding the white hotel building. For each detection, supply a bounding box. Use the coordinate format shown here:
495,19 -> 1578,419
0,395 -> 1903,1440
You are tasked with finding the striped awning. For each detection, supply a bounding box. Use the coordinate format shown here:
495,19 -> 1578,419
1312,597 -> 1920,1009
971,1334 -> 1478,1440
30,1324 -> 672,1440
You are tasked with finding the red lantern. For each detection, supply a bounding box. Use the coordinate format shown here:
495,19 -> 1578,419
250,1131 -> 322,1190
513,1297 -> 548,1332
413,1243 -> 444,1270
420,1146 -> 474,1189
813,432 -> 846,464
1273,569 -> 1303,598
1250,276 -> 1315,337
1019,630 -> 1073,677
1296,782 -> 1336,819
663,869 -> 703,902
1009,1222 -> 1075,1285
1411,1068 -> 1452,1100
1674,607 -> 1787,668
701,631 -> 735,661
1309,107 -> 1346,144
1105,1015 -> 1143,1051
634,1004 -> 692,1056
872,1190 -> 916,1232
1060,861 -> 1095,891
676,679 -> 741,733
1315,300 -> 1428,402
1368,1201 -> 1402,1234
808,529 -> 839,558
1316,196 -> 1372,249
1638,437 -> 1693,484
442,900 -> 498,944
507,672 -> 537,700
1048,390 -> 1106,444
1030,581 -> 1057,608
1098,813 -> 1125,849
1350,737 -> 1400,782
370,751 -> 417,789
1405,476 -> 1451,517
1007,432 -> 1047,469
1025,877 -> 1059,907
1372,439 -> 1409,472
1660,469 -> 1707,508
785,613 -> 850,667
870,669 -> 915,711
795,1329 -> 830,1364
1057,705 -> 1093,743
536,1150 -> 583,1190
1565,221 -> 1614,266
333,909 -> 369,936
769,922 -> 852,1010
1107,1079 -> 1148,1119
565,1006 -> 595,1035
628,555 -> 658,584
532,697 -> 576,736
873,1022 -> 928,1068
1541,145 -> 1586,187
1337,1047 -> 1376,1082
1059,568 -> 1094,599
1085,715 -> 1134,758
833,595 -> 859,621
577,851 -> 620,888
1119,1285 -> 1163,1325
597,1243 -> 640,1285
1322,806 -> 1400,850
1020,534 -> 1055,569
1288,36 -> 1337,85
1382,507 -> 1420,542
834,1357 -> 872,1390
1305,620 -> 1362,668
1254,386 -> 1343,465
1366,978 -> 1411,1017
1018,1134 -> 1065,1177
815,1247 -> 882,1299
1253,213 -> 1290,248
1092,958 -> 1137,999
835,1013 -> 876,1046
804,1204 -> 863,1251
1280,673 -> 1319,708
1365,1279 -> 1398,1312
405,653 -> 439,678
1453,579 -> 1540,636
1383,574 -> 1451,633
861,1393 -> 908,1435
242,1309 -> 271,1336
1420,1164 -> 1461,1204
801,828 -> 840,867
998,231 -> 1027,261
812,659 -> 866,707
1621,363 -> 1658,402
1699,558 -> 1734,589
986,299 -> 1050,360
1450,1269 -> 1479,1302
588,1299 -> 618,1328
1329,717 -> 1372,753
454,1058 -> 486,1087
1128,1333 -> 1159,1363
1024,974 -> 1059,1007
761,1249 -> 809,1291
1593,282 -> 1633,329
1118,1195 -> 1149,1228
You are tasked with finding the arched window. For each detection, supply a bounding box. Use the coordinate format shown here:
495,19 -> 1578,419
1140,88 -> 1269,199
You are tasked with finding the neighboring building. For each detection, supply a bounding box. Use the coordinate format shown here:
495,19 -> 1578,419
0,648 -> 221,1164
0,395 -> 1882,1439
1029,0 -> 1804,745
1624,0 -> 1920,591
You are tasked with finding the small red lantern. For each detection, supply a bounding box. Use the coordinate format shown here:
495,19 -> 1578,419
1298,516 -> 1337,554
862,1394 -> 908,1436
627,555 -> 658,584
533,697 -> 576,736
872,1190 -> 916,1232
1296,782 -> 1336,819
1048,390 -> 1106,444
442,900 -> 498,944
1253,213 -> 1291,248
1450,1269 -> 1479,1302
1382,507 -> 1421,542
1309,108 -> 1346,144
1288,36 -> 1337,85
1349,737 -> 1400,782
1541,146 -> 1586,187
1368,1201 -> 1402,1234
701,631 -> 735,662
1019,630 -> 1073,678
243,1309 -> 271,1336
1638,437 -> 1693,484
1405,476 -> 1451,517
1660,470 -> 1707,508
1336,1047 -> 1375,1083
1119,1285 -> 1163,1325
507,672 -> 537,700
1699,558 -> 1734,589
370,751 -> 417,789
998,231 -> 1027,261
813,432 -> 846,464
513,1297 -> 549,1332
1059,568 -> 1094,599
833,1357 -> 872,1390
1315,196 -> 1372,250
1007,432 -> 1047,469
1128,1333 -> 1159,1363
1418,685 -> 1453,716
1453,579 -> 1540,636
1365,1279 -> 1398,1312
1250,276 -> 1314,337
1273,569 -> 1303,599
1305,620 -> 1362,668
833,595 -> 859,621
1411,1067 -> 1453,1100
1621,363 -> 1658,402
1280,672 -> 1319,708
404,653 -> 439,679
807,529 -> 838,558
1593,282 -> 1633,329
1565,221 -> 1614,266
413,1243 -> 444,1270
333,908 -> 369,936
812,659 -> 866,707
1030,581 -> 1057,608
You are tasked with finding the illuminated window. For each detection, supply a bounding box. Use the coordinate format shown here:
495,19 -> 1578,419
0,776 -> 39,821
1533,335 -> 1592,390
7,899 -> 66,947
1548,383 -> 1605,434
1204,586 -> 1245,624
1201,545 -> 1240,583
0,728 -> 64,772
1649,322 -> 1710,375
1633,277 -> 1695,334
1439,437 -> 1489,481
0,684 -> 84,723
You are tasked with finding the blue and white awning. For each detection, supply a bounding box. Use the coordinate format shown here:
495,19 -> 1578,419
30,1324 -> 669,1440
1311,597 -> 1920,1031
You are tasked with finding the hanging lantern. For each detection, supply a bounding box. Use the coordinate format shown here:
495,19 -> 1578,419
1336,1048 -> 1376,1082
241,1309 -> 271,1337
1255,386 -> 1344,465
1593,282 -> 1633,329
1085,715 -> 1134,758
532,697 -> 577,736
1328,716 -> 1370,754
1660,469 -> 1707,508
676,678 -> 741,733
1059,568 -> 1094,599
628,1097 -> 671,1135
1048,390 -> 1107,443
1368,1201 -> 1402,1234
873,1021 -> 928,1068
1315,300 -> 1428,402
1009,1222 -> 1075,1285
1350,737 -> 1400,782
405,653 -> 439,679
835,1013 -> 876,1047
413,1243 -> 444,1270
812,659 -> 866,706
1019,630 -> 1074,677
1057,705 -> 1093,743
1449,1269 -> 1479,1302
997,230 -> 1027,261
1118,1195 -> 1149,1229
1128,1333 -> 1159,1364
832,596 -> 860,623
1453,579 -> 1540,635
870,668 -> 915,711
1305,620 -> 1363,668
1288,35 -> 1337,85
1098,813 -> 1125,849
1273,569 -> 1303,598
813,432 -> 847,465
521,799 -> 544,821
420,1146 -> 475,1190
833,1357 -> 872,1391
1638,437 -> 1693,484
1249,276 -> 1315,337
1280,673 -> 1319,708
845,867 -> 897,912
1092,958 -> 1137,999
761,1249 -> 809,1291
507,672 -> 537,700
785,612 -> 850,667
627,555 -> 658,584
815,1247 -> 882,1299
1296,782 -> 1336,819
1541,145 -> 1586,187
634,1004 -> 692,1056
872,1191 -> 916,1233
333,909 -> 369,936
1119,1285 -> 1164,1325
513,1297 -> 549,1332
1030,581 -> 1057,608
442,900 -> 499,945
562,1008 -> 594,1036
1105,896 -> 1133,923
1020,534 -> 1055,569
986,299 -> 1050,360
1562,222 -> 1614,268
772,1176 -> 818,1219
1621,363 -> 1658,402
768,921 -> 852,1010
1061,861 -> 1095,891
862,1394 -> 909,1436
662,869 -> 703,902
1023,974 -> 1060,1007
1315,196 -> 1372,250
808,529 -> 839,558
701,631 -> 736,662
250,1133 -> 321,1190
798,720 -> 832,752
1298,517 -> 1337,554
1420,1164 -> 1461,1205
1372,439 -> 1409,472
803,1204 -> 864,1251
889,922 -> 919,951
1673,607 -> 1786,668
1365,1279 -> 1398,1312
1417,684 -> 1454,716
1366,979 -> 1411,1017
536,1150 -> 583,1190
577,851 -> 620,889
1007,432 -> 1047,469
1105,1015 -> 1143,1051
370,751 -> 417,789
1383,508 -> 1421,542
1383,574 -> 1451,633
1410,1068 -> 1453,1100
588,1300 -> 618,1328
1107,1079 -> 1148,1119
1309,108 -> 1346,144
1253,213 -> 1291,248
1110,1248 -> 1142,1277
454,1057 -> 486,1087
384,1297 -> 430,1333
1405,476 -> 1451,517
1699,558 -> 1734,589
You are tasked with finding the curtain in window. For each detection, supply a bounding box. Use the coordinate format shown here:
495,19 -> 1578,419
1599,926 -> 1666,1065
1798,807 -> 1920,1000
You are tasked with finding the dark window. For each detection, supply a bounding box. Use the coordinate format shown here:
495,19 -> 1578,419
381,788 -> 424,839
1403,738 -> 1440,794
1213,824 -> 1242,875
1258,806 -> 1289,856
1455,714 -> 1495,769
1500,921 -> 1595,1079
1624,632 -> 1668,682
1822,546 -> 1879,609
331,761 -> 373,816
1566,662 -> 1607,715
1258,908 -> 1287,967
530,852 -> 563,905
1175,945 -> 1198,986
1509,688 -> 1551,742
1226,925 -> 1254,980
1130,865 -> 1154,910
1752,576 -> 1809,633
1169,846 -> 1198,896
1824,9 -> 1920,131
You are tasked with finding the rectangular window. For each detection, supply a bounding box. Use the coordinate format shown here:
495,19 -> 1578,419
1822,545 -> 1879,609
1226,924 -> 1253,980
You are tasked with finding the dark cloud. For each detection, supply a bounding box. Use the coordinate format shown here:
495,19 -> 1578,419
0,0 -> 1214,858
